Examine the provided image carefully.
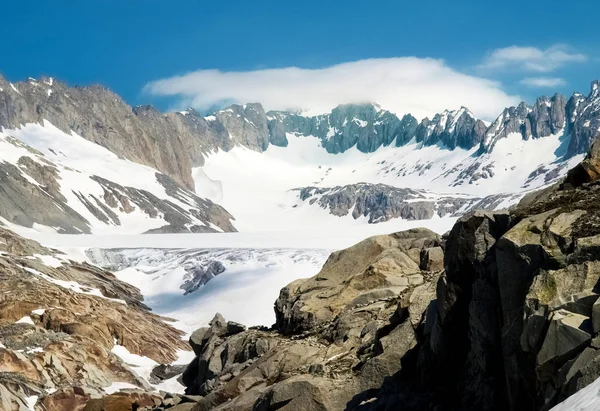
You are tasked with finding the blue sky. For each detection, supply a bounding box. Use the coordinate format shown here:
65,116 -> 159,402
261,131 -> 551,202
2,0 -> 599,119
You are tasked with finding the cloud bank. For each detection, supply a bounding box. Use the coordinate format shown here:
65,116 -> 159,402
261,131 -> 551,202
479,44 -> 587,73
520,77 -> 567,88
144,58 -> 519,120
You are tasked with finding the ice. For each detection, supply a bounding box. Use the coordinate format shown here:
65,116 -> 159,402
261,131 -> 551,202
551,376 -> 600,411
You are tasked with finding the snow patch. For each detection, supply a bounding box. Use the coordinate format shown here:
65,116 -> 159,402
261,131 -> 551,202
16,316 -> 34,325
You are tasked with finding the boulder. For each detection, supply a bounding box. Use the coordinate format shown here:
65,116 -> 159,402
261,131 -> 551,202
189,327 -> 209,356
226,321 -> 246,335
252,376 -> 340,411
274,229 -> 440,334
537,310 -> 592,370
420,246 -> 444,271
566,133 -> 600,187
594,299 -> 600,334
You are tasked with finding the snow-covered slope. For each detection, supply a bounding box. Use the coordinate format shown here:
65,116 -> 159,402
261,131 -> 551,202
0,121 -> 235,234
195,130 -> 581,232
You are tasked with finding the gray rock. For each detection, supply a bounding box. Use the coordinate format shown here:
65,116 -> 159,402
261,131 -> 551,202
481,94 -> 567,154
168,404 -> 196,411
420,247 -> 444,271
215,103 -> 269,151
150,364 -> 188,383
537,310 -> 592,368
297,183 -> 512,224
415,107 -> 486,149
567,81 -> 600,157
593,298 -> 600,334
226,321 -> 246,335
180,261 -> 226,295
189,327 -> 210,356
209,313 -> 228,336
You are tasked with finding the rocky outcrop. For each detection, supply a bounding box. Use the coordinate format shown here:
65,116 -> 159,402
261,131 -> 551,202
0,76 -> 194,190
268,103 -> 486,153
0,227 -> 190,410
481,94 -> 566,152
177,228 -> 445,410
297,183 -> 519,223
415,107 -> 487,150
566,81 -> 600,157
355,132 -> 600,411
215,104 -> 269,151
267,104 -> 421,153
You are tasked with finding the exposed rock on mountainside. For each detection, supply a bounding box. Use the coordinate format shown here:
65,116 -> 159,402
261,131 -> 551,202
268,104 -> 486,153
415,107 -> 487,149
0,227 -> 189,410
0,122 -> 235,234
215,103 -> 270,151
297,183 -> 519,223
0,76 -> 197,190
566,81 -> 600,157
176,228 -> 444,410
481,94 -> 566,152
268,104 -> 421,153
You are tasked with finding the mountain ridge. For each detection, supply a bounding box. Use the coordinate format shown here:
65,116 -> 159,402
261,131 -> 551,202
1,74 -> 600,234
2,74 -> 600,189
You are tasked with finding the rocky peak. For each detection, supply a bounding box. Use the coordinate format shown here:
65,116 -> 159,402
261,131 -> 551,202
394,113 -> 419,146
592,80 -> 600,97
481,94 -> 567,153
415,106 -> 486,150
0,77 -> 200,189
214,103 -> 269,151
529,93 -> 566,139
566,81 -> 600,157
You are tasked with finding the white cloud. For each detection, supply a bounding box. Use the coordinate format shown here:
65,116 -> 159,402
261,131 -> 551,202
144,57 -> 519,120
479,44 -> 587,72
519,77 -> 567,88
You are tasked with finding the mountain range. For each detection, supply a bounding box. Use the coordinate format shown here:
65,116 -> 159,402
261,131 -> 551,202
0,75 -> 600,234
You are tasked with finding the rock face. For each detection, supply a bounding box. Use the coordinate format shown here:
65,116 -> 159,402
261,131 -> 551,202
415,107 -> 487,149
177,229 -> 445,410
0,227 -> 189,410
356,132 -> 600,410
566,81 -> 600,157
297,183 -> 520,223
268,104 -> 486,153
0,76 -> 194,190
481,94 -> 566,152
268,104 -> 420,153
215,104 -> 269,151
